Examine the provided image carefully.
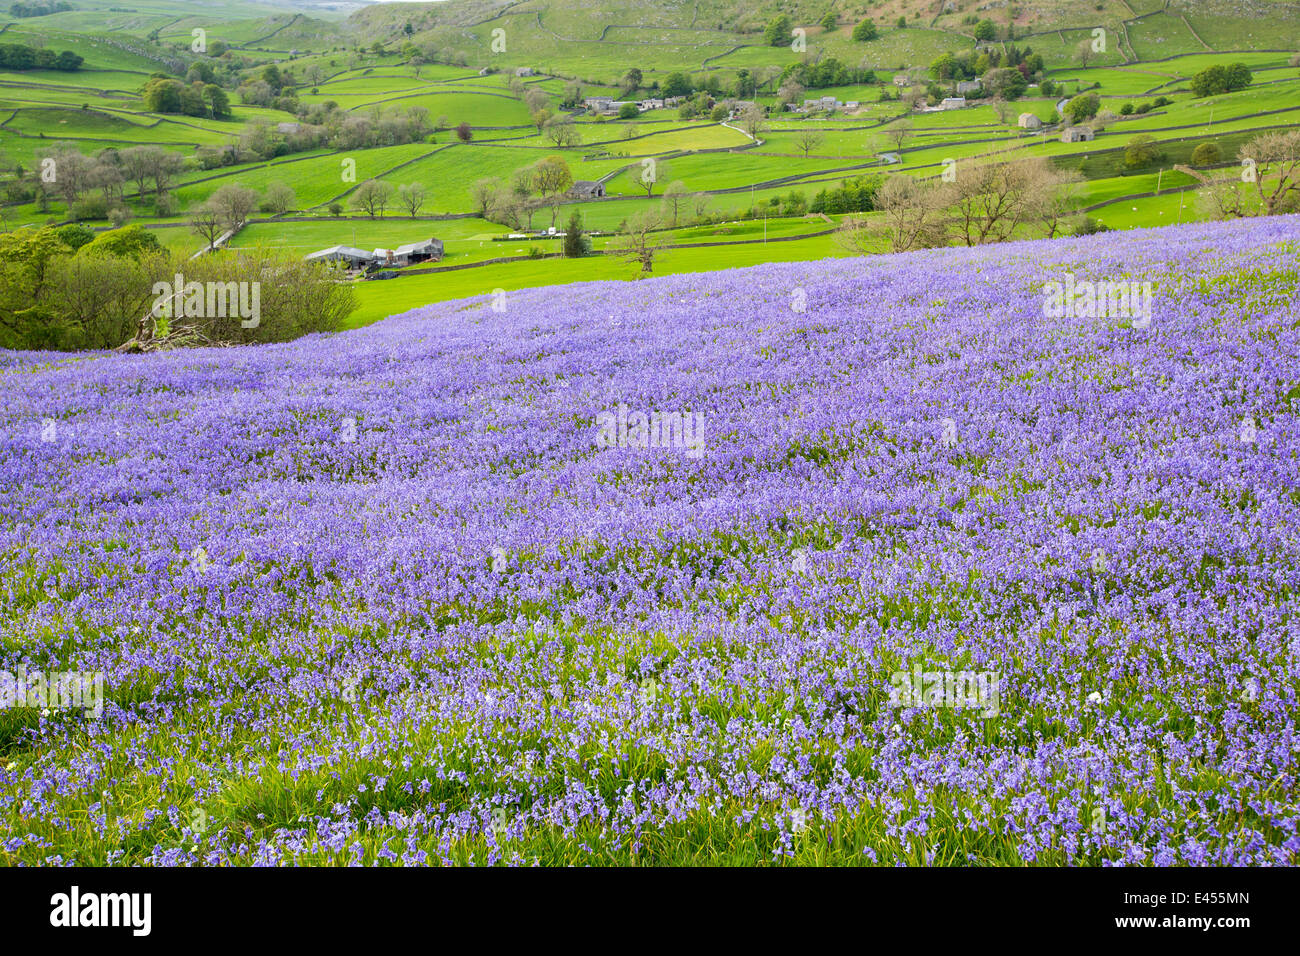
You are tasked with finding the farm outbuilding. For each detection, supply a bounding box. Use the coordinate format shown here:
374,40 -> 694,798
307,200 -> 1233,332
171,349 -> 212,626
1018,113 -> 1043,129
304,245 -> 373,268
393,239 -> 444,264
570,180 -> 606,199
1061,126 -> 1095,142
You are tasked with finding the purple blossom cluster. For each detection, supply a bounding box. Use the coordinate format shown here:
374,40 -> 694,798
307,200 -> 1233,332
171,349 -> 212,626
2,216 -> 1299,865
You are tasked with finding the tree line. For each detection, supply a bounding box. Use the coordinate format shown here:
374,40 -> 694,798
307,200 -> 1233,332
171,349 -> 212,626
0,42 -> 83,71
0,224 -> 354,351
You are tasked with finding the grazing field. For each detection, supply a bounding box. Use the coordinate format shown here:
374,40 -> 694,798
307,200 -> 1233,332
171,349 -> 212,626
2,217 -> 1298,865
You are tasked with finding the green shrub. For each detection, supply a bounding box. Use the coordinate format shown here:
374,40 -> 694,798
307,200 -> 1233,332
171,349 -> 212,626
1191,142 -> 1222,165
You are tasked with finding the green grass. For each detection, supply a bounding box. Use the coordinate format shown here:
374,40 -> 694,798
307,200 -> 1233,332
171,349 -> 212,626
346,229 -> 845,327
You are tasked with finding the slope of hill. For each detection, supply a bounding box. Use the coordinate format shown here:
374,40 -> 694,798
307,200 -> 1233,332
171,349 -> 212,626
3,216 -> 1298,865
349,0 -> 1300,78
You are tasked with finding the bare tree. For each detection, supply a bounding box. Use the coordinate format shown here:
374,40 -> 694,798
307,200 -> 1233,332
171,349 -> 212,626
120,145 -> 157,199
145,148 -> 186,198
1076,39 -> 1094,68
350,179 -> 394,219
876,174 -> 949,252
1197,177 -> 1253,220
614,208 -> 664,274
398,182 -> 427,217
777,78 -> 805,109
264,182 -> 296,215
189,204 -> 224,251
41,145 -> 95,208
1037,166 -> 1085,238
949,161 -> 1059,246
692,191 -> 710,220
795,127 -> 825,157
883,118 -> 913,151
489,186 -> 524,229
544,116 -> 580,147
532,155 -> 573,226
208,183 -> 260,235
1241,128 -> 1300,216
660,180 -> 689,227
737,104 -> 767,138
637,158 -> 668,198
524,87 -> 549,114
835,214 -> 887,254
471,176 -> 500,217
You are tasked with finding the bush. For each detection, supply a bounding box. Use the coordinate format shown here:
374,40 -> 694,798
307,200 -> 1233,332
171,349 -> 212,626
71,195 -> 109,221
1064,92 -> 1100,123
82,224 -> 162,260
54,223 -> 95,251
851,19 -> 878,42
1124,134 -> 1162,169
153,248 -> 356,346
1191,142 -> 1222,165
1190,63 -> 1252,97
1073,215 -> 1109,235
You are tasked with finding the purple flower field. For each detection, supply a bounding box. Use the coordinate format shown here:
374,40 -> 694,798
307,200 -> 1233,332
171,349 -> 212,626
2,216 -> 1299,865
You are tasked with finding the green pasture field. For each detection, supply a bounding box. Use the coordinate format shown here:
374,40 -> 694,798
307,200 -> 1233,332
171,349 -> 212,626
1184,13 -> 1300,53
601,151 -> 869,196
345,229 -> 847,328
227,217 -> 512,256
334,91 -> 535,127
169,144 -> 427,210
0,27 -> 169,73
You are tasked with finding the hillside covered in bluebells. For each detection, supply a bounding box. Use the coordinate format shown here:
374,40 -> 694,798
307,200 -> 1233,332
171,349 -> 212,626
1,216 -> 1298,865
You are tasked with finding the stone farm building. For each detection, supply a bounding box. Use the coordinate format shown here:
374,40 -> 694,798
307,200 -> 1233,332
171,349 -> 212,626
940,97 -> 966,110
305,239 -> 444,269
570,180 -> 606,199
303,245 -> 372,269
1018,112 -> 1043,129
1061,126 -> 1095,142
803,95 -> 841,111
955,80 -> 982,95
